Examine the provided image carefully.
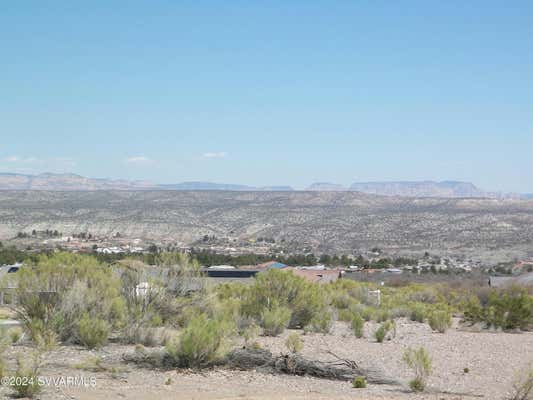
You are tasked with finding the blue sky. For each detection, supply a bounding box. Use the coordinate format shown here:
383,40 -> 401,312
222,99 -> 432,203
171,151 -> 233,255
1,1 -> 532,191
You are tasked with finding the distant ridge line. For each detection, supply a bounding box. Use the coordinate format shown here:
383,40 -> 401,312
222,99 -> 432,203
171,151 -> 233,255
0,172 -> 525,199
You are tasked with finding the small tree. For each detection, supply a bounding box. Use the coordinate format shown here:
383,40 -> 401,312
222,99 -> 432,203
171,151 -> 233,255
403,347 -> 432,392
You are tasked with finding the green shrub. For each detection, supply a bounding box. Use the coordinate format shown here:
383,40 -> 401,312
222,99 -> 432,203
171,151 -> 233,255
150,314 -> 163,327
77,315 -> 109,349
487,287 -> 532,330
463,286 -> 533,330
374,325 -> 386,342
9,327 -> 23,344
351,314 -> 364,338
388,320 -> 397,338
390,306 -> 410,319
463,367 -> 469,374
331,292 -> 353,310
375,309 -> 391,323
261,306 -> 291,336
361,307 -> 374,321
122,326 -> 172,347
166,313 -> 229,368
242,269 -> 328,329
305,310 -> 333,334
409,304 -> 426,323
403,347 -> 432,392
374,320 -> 395,343
352,375 -> 367,388
408,288 -> 438,304
409,377 -> 425,392
285,332 -> 303,353
14,253 -> 125,346
428,310 -> 452,333
463,296 -> 483,322
337,308 -> 354,322
242,322 -> 262,346
12,353 -> 42,398
0,331 -> 6,379
29,319 -> 58,351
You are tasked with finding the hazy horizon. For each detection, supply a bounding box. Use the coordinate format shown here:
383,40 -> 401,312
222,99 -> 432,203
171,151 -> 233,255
0,170 -> 529,194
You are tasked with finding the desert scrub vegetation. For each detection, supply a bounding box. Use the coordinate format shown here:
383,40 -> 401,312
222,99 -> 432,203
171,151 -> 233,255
7,249 -> 533,389
428,309 -> 452,333
374,320 -> 396,343
10,252 -> 216,350
165,313 -> 230,368
403,346 -> 432,392
117,253 -> 206,345
261,305 -> 291,336
0,328 -> 8,378
77,314 -> 109,349
13,252 -> 126,348
241,269 -> 330,333
409,303 -> 427,323
351,313 -> 364,338
463,286 -> 533,331
12,351 -> 43,398
9,327 -> 23,344
241,322 -> 262,347
352,375 -> 367,388
285,332 -> 303,353
509,364 -> 533,400
305,310 -> 334,334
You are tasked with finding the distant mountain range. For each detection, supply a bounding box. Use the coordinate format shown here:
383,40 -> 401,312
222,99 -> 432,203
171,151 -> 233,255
0,173 -> 294,192
0,173 -> 526,199
307,180 -> 522,199
159,181 -> 294,191
306,182 -> 348,191
350,181 -> 490,198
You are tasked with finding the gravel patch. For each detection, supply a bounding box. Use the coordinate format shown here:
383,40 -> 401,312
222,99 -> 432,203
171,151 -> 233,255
1,319 -> 531,399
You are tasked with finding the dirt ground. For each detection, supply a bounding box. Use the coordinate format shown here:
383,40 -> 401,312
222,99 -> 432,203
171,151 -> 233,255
1,319 -> 532,400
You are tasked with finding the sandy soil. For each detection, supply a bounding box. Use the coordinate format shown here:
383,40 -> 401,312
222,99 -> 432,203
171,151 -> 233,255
1,319 -> 532,400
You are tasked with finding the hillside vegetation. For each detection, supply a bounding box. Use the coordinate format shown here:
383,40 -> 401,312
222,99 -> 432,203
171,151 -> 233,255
0,191 -> 532,261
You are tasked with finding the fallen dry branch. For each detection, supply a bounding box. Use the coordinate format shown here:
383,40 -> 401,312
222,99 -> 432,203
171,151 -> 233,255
227,347 -> 399,385
123,346 -> 399,385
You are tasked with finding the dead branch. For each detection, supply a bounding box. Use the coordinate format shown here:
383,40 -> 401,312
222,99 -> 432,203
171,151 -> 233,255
227,347 -> 399,385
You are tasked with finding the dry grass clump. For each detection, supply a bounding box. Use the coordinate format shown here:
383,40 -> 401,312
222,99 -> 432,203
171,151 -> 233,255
285,332 -> 303,353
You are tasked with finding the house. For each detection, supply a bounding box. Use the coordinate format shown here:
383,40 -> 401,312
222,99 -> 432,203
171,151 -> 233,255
512,260 -> 533,274
298,265 -> 325,270
202,266 -> 258,281
255,261 -> 287,270
386,268 -> 402,274
207,265 -> 236,270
